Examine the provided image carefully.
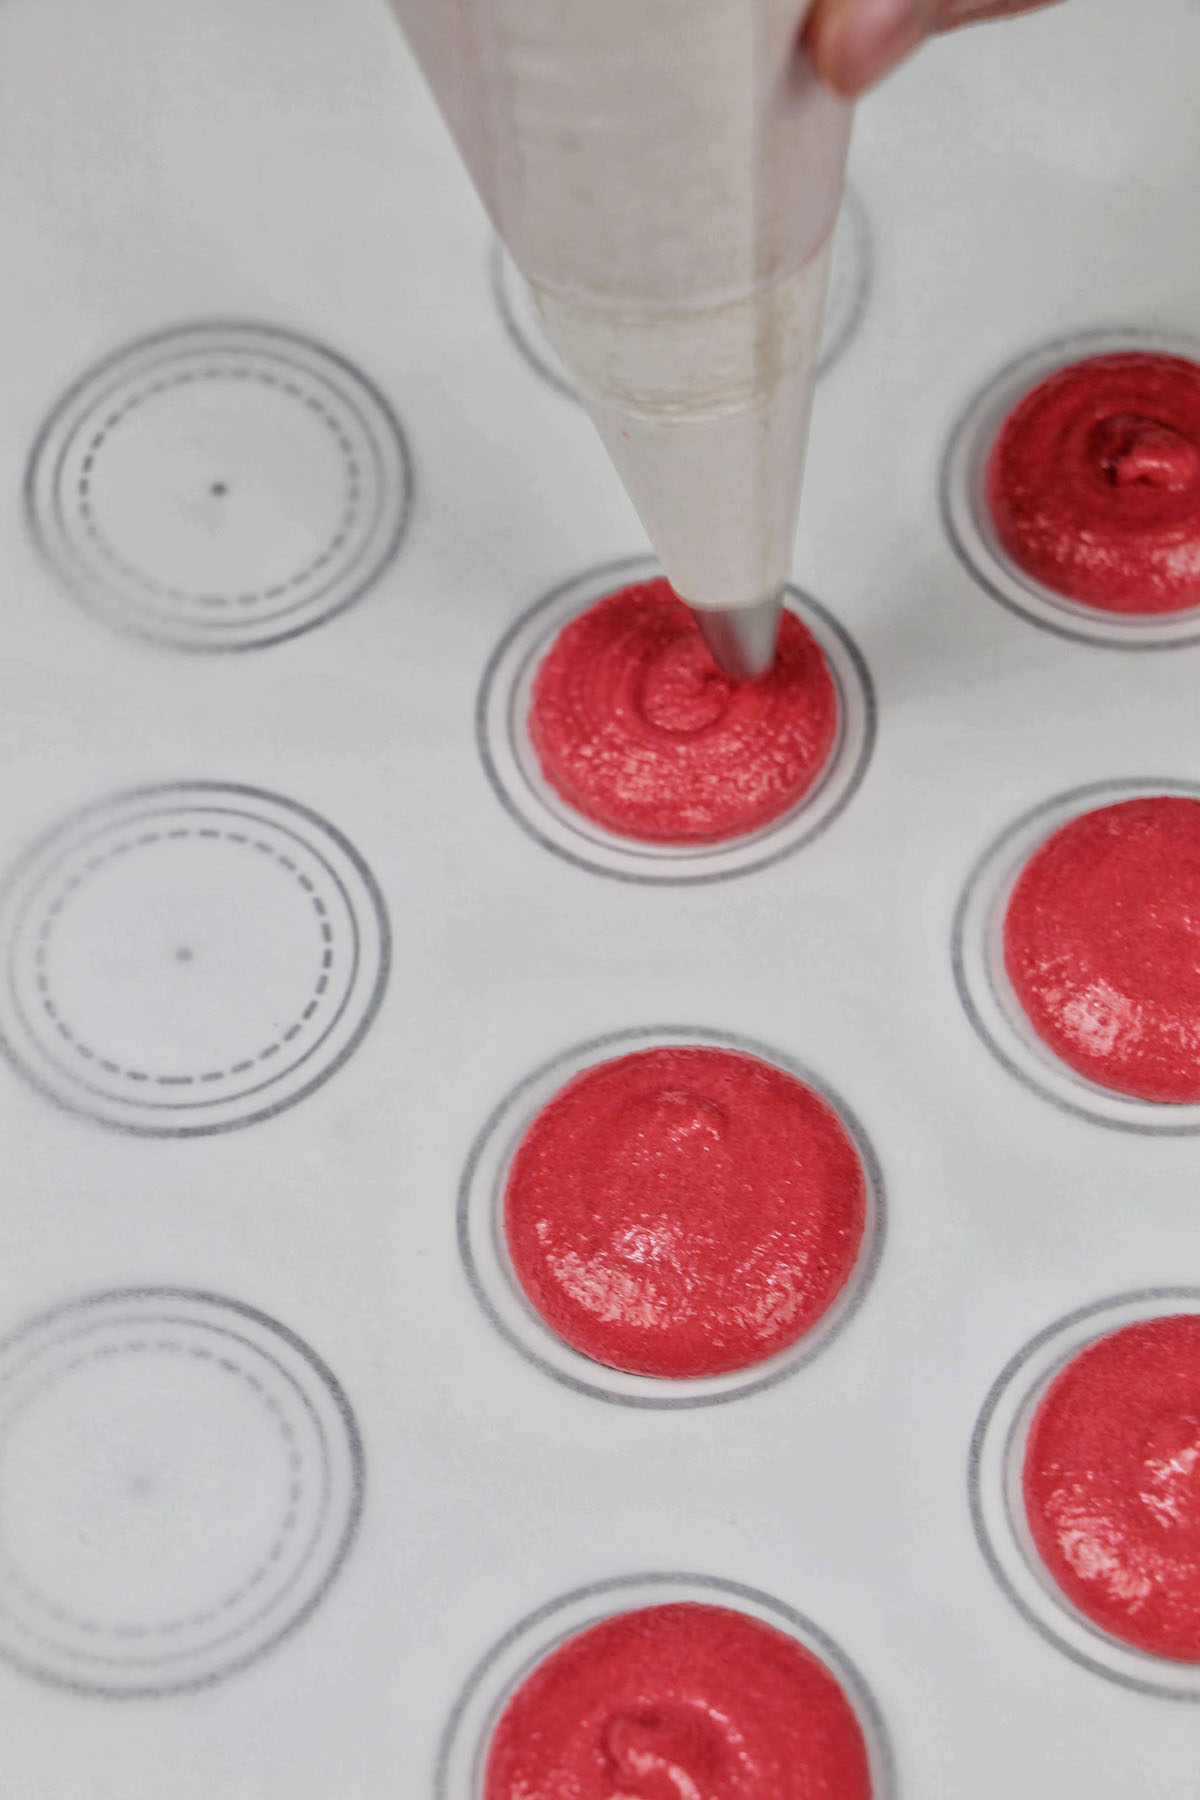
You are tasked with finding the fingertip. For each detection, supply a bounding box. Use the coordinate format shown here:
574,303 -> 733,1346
806,0 -> 936,98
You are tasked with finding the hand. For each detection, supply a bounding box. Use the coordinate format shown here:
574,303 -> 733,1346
805,0 -> 1066,98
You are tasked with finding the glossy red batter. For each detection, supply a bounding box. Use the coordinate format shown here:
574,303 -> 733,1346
484,1602 -> 873,1800
503,1046 -> 867,1378
1023,1315 -> 1200,1662
529,580 -> 838,843
1003,797 -> 1200,1103
987,352 -> 1200,613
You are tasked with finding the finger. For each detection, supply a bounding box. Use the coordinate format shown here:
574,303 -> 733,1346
805,0 -> 1066,97
804,0 -> 943,100
937,0 -> 1065,28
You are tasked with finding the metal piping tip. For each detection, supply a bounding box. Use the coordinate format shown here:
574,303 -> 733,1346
692,594 -> 783,680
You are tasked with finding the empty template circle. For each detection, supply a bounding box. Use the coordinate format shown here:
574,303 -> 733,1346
26,322 -> 413,650
0,783 -> 390,1134
0,1288 -> 363,1696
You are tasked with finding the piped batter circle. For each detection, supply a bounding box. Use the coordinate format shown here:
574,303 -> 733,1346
942,328 -> 1200,648
528,580 -> 838,844
953,779 -> 1200,1132
478,558 -> 874,884
491,186 -> 871,400
0,1288 -> 363,1696
989,353 -> 1200,612
458,1027 -> 883,1407
435,1574 -> 894,1800
1025,1316 -> 1200,1662
504,1044 -> 866,1378
970,1289 -> 1200,1696
0,782 -> 390,1135
1004,795 -> 1200,1103
26,321 -> 413,651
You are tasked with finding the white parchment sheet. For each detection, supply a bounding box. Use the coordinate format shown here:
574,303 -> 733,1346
0,0 -> 1199,1792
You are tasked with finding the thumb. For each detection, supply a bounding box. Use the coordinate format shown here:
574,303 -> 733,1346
805,0 -> 1064,98
938,0 -> 1064,27
804,0 -> 942,100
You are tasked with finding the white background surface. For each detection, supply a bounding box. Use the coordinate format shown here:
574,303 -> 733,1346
0,0 -> 1199,1792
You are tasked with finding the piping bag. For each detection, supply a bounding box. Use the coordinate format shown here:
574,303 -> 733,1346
385,0 -> 851,677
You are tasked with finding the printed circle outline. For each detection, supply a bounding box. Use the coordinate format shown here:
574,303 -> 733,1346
435,1570 -> 895,1800
457,1024 -> 885,1409
940,324 -> 1200,650
38,326 -> 407,634
819,185 -> 872,378
25,320 -> 415,653
44,343 -> 388,629
968,1288 -> 1200,1699
0,782 -> 391,1136
0,1334 -> 308,1645
476,556 -> 875,886
951,777 -> 1200,1134
71,366 -> 365,607
0,1286 -> 364,1698
5,796 -> 368,1119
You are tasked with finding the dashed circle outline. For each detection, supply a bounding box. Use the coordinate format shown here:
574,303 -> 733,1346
0,1336 -> 305,1642
6,800 -> 361,1112
0,783 -> 391,1136
30,823 -> 337,1089
74,365 -> 362,607
0,1318 -> 332,1672
25,320 -> 415,653
47,343 -> 388,630
41,330 -> 400,632
0,1287 -> 364,1698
